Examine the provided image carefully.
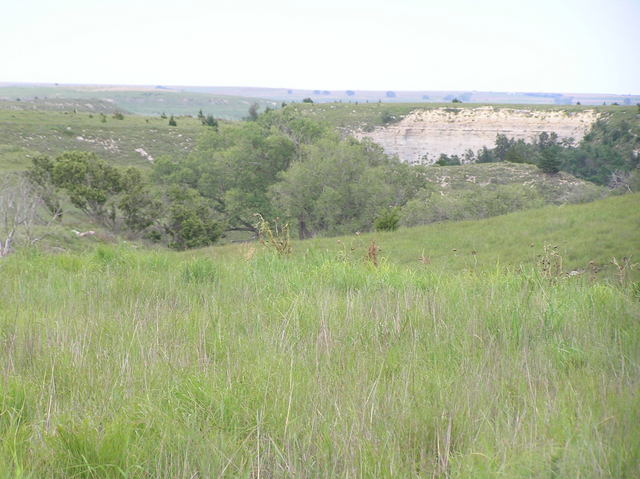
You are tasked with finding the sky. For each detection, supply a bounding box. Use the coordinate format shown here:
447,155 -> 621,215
2,0 -> 639,94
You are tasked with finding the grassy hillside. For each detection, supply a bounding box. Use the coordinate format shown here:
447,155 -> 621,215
234,193 -> 639,277
419,162 -> 605,202
0,108 -> 205,172
1,194 -> 639,477
0,86 -> 278,119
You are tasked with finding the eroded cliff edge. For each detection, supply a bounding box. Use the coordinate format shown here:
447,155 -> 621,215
352,107 -> 600,164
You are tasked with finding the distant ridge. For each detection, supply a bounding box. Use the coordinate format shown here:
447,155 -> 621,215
1,82 -> 638,106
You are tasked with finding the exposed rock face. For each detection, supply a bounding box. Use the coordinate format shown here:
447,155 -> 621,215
353,107 -> 600,164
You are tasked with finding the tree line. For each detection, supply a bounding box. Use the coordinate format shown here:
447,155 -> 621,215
3,105 -> 636,255
434,116 -> 639,186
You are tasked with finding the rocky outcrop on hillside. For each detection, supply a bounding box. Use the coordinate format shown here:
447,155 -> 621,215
353,107 -> 600,164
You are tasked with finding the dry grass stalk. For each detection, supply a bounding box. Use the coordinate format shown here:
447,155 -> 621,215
539,244 -> 563,280
254,213 -> 292,255
243,245 -> 256,261
367,240 -> 379,267
611,256 -> 637,284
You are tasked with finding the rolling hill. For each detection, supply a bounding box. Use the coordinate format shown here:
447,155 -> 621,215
0,85 -> 278,119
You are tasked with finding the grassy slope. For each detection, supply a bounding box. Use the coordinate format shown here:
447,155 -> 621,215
245,193 -> 640,277
0,86 -> 279,119
418,162 -> 605,202
0,108 -> 205,172
1,194 -> 638,477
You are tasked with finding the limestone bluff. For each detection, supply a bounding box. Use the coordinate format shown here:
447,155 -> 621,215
353,107 -> 600,164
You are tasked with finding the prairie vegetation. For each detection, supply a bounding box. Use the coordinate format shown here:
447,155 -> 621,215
1,194 -> 639,477
0,108 -> 204,172
0,92 -> 638,476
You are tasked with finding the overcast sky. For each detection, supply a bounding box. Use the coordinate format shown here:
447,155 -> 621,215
2,0 -> 639,94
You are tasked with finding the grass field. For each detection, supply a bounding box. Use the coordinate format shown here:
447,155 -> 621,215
0,109 -> 205,172
298,193 -> 639,275
1,194 -> 638,478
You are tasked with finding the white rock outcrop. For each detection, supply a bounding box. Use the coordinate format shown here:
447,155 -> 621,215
353,107 -> 600,164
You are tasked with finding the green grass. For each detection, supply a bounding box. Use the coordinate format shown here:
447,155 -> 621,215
0,108 -> 204,172
1,194 -> 639,477
300,193 -> 639,276
416,162 -> 606,202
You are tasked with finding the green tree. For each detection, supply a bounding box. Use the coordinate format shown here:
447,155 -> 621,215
118,167 -> 162,232
164,187 -> 223,250
538,149 -> 561,174
50,152 -> 123,226
270,137 -> 394,238
154,121 -> 296,234
247,103 -> 260,121
258,107 -> 327,159
168,115 -> 177,126
435,154 -> 461,166
26,155 -> 62,218
494,134 -> 515,161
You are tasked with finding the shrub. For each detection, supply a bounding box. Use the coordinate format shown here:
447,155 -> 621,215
202,115 -> 218,128
400,185 -> 545,227
380,111 -> 394,124
374,207 -> 401,231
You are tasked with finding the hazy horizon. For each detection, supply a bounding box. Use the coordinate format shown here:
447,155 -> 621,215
2,81 -> 637,97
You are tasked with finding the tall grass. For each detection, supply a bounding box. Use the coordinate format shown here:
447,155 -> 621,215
1,236 -> 639,477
